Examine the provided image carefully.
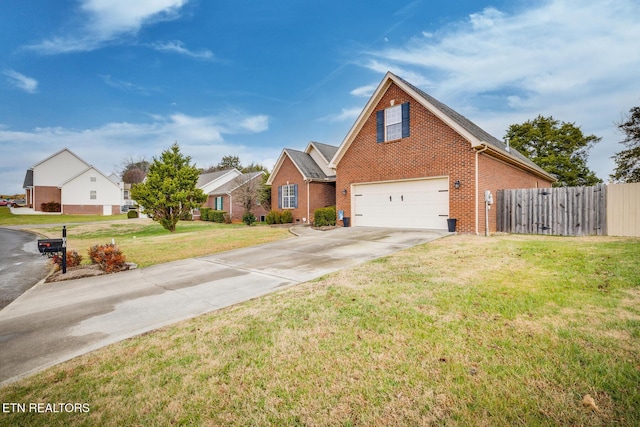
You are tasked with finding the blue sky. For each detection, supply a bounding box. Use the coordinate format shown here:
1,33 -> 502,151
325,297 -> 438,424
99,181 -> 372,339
1,0 -> 639,194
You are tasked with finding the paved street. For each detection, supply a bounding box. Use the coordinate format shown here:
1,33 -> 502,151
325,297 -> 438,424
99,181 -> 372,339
0,228 -> 48,309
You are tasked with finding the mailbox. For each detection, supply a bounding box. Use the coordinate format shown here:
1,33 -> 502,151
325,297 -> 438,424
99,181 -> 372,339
37,238 -> 64,254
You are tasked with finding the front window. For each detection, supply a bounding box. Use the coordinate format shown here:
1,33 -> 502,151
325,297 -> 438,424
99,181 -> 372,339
215,196 -> 223,210
385,105 -> 402,140
90,190 -> 97,200
282,184 -> 296,209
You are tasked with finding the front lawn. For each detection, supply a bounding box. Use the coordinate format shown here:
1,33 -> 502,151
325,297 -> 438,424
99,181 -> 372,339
0,206 -> 127,226
28,219 -> 293,268
0,234 -> 638,426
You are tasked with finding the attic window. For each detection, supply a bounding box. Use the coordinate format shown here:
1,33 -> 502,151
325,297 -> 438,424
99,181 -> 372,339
90,176 -> 97,182
377,102 -> 410,142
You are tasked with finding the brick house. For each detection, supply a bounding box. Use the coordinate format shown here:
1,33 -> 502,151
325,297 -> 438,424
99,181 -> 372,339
329,72 -> 556,234
23,148 -> 121,215
198,169 -> 268,222
267,141 -> 338,224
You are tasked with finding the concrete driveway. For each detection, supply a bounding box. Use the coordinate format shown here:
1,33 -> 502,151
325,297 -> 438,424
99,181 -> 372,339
0,226 -> 448,386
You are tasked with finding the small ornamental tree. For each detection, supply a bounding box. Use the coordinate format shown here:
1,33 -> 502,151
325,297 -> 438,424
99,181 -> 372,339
131,143 -> 207,232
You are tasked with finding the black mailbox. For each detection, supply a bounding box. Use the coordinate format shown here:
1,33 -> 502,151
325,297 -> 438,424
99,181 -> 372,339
37,238 -> 64,254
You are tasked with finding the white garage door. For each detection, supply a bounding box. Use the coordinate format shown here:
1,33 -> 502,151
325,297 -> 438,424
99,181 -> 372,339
352,178 -> 449,229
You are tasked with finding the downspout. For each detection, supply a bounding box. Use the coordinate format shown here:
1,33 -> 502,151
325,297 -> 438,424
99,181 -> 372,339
475,143 -> 489,235
307,180 -> 310,224
229,193 -> 232,219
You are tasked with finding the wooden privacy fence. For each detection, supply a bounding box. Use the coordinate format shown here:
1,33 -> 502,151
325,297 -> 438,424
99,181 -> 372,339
497,184 -> 607,236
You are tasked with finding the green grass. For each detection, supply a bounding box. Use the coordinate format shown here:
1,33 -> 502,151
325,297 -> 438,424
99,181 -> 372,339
0,206 -> 127,225
1,235 -> 639,426
28,219 -> 292,268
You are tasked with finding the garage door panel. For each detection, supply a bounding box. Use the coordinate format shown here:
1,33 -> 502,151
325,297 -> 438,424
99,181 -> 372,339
353,178 -> 449,229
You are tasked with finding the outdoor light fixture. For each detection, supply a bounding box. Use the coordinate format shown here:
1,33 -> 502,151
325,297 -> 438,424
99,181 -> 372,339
342,189 -> 347,195
454,180 -> 461,189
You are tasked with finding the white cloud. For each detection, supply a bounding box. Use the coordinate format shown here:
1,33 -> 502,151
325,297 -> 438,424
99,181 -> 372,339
350,84 -> 377,98
4,70 -> 38,94
100,74 -> 155,95
0,111 -> 272,193
318,108 -> 362,123
360,0 -> 640,180
26,0 -> 188,54
150,40 -> 214,60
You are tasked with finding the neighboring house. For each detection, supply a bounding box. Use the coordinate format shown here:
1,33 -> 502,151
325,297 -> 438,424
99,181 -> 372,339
108,173 -> 135,210
23,148 -> 122,215
198,169 -> 268,221
267,141 -> 339,224
329,72 -> 556,233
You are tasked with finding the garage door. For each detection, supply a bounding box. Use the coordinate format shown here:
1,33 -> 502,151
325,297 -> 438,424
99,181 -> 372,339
352,178 -> 449,229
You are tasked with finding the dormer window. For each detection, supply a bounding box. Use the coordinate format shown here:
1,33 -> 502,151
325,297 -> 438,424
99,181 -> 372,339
376,102 -> 410,143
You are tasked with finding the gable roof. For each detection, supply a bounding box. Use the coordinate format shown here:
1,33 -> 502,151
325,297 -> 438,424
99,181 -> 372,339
266,142 -> 339,185
329,72 -> 556,182
197,169 -> 239,188
208,171 -> 265,195
57,166 -> 121,189
30,147 -> 90,170
23,169 -> 33,189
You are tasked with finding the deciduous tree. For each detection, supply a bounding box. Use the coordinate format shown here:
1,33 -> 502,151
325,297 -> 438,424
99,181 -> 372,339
611,106 -> 640,183
131,143 -> 207,232
504,115 -> 602,187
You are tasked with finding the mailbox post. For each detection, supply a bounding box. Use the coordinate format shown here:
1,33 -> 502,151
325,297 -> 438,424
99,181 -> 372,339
37,225 -> 67,274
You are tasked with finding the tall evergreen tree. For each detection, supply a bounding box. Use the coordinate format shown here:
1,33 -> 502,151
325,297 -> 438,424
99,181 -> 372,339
504,115 -> 602,187
131,143 -> 207,232
611,106 -> 640,183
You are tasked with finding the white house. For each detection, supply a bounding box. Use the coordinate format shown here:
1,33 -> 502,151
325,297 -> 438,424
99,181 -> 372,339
23,148 -> 122,215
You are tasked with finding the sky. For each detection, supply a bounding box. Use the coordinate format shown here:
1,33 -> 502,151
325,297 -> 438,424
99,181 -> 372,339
1,0 -> 639,194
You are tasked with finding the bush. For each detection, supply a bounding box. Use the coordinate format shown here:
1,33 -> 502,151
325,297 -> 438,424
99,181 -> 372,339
127,210 -> 139,219
51,250 -> 83,269
223,212 -> 232,224
281,210 -> 293,224
209,210 -> 227,223
88,244 -> 126,273
180,210 -> 193,221
199,208 -> 211,221
242,212 -> 256,226
314,206 -> 336,227
266,210 -> 282,225
41,201 -> 61,212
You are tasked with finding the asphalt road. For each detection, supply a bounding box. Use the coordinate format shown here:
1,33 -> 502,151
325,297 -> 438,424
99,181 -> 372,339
0,228 -> 49,309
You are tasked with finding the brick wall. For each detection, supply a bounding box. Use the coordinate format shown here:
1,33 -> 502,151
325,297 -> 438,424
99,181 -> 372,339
477,153 -> 553,234
336,82 -> 477,233
270,155 -> 308,223
335,81 -> 553,234
269,156 -> 337,223
63,205 -> 105,215
34,186 -> 61,211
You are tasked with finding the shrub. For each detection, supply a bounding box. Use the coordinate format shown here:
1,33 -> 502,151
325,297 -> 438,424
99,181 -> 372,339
88,244 -> 126,273
314,206 -> 336,227
180,210 -> 193,221
242,212 -> 256,226
51,250 -> 83,269
223,212 -> 232,224
41,201 -> 61,212
266,210 -> 282,225
199,208 -> 211,221
281,210 -> 293,224
208,210 -> 228,223
127,210 -> 139,219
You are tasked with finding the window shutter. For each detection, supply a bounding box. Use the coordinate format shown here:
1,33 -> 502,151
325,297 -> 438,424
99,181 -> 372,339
278,186 -> 282,209
401,102 -> 410,138
376,110 -> 384,143
292,184 -> 298,208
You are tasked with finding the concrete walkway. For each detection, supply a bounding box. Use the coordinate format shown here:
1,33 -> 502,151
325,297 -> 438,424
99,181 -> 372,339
0,226 -> 449,386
